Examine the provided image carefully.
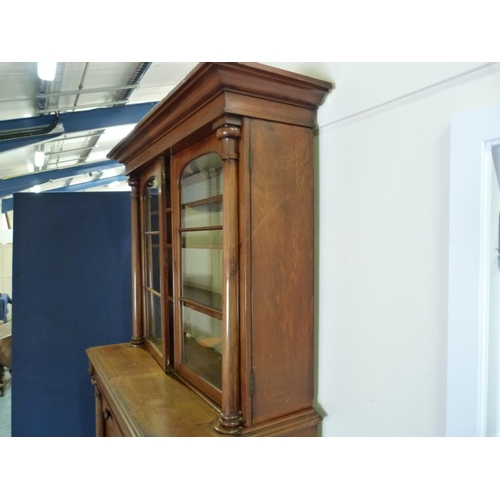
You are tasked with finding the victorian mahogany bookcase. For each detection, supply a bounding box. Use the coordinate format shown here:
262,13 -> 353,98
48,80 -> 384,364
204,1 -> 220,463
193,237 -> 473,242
86,62 -> 332,436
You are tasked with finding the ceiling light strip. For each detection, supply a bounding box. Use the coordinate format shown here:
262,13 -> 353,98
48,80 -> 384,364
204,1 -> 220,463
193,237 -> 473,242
42,100 -> 130,114
37,85 -> 138,99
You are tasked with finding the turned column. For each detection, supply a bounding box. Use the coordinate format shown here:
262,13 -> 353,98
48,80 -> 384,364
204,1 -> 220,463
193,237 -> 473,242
214,125 -> 242,434
128,175 -> 144,346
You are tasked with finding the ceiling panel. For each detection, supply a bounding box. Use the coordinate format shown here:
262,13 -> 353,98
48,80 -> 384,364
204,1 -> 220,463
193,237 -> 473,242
0,62 -> 297,215
0,62 -> 38,119
128,62 -> 198,104
0,62 -> 187,214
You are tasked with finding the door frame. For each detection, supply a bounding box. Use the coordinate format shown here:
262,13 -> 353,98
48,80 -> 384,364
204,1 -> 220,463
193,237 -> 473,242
447,102 -> 500,436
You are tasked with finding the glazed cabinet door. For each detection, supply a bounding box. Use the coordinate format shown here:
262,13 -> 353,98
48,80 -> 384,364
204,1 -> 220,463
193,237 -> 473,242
172,128 -> 243,434
137,156 -> 173,371
173,134 -> 224,402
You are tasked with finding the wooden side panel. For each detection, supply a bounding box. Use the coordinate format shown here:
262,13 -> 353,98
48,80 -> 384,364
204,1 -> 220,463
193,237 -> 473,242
249,119 -> 315,424
238,120 -> 253,426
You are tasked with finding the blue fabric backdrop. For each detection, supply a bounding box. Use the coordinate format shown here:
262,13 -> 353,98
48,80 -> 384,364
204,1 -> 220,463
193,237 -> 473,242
11,192 -> 131,436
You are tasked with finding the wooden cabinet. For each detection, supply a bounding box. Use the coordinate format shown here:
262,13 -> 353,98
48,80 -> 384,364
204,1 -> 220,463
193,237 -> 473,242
87,62 -> 332,436
0,328 -> 11,397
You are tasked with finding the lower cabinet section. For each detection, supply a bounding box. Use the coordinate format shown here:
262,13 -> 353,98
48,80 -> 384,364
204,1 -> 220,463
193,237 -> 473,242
87,343 -> 321,437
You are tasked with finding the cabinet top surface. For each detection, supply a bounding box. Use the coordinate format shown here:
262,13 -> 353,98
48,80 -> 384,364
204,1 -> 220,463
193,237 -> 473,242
108,62 -> 333,169
87,343 -> 221,437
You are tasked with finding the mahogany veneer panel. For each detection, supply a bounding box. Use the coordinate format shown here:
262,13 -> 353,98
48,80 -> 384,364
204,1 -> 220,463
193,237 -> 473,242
248,119 -> 315,425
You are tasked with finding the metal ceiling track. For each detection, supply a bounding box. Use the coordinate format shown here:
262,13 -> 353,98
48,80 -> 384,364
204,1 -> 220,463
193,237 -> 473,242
0,62 -> 156,215
70,63 -> 153,166
37,84 -> 140,99
0,102 -> 158,153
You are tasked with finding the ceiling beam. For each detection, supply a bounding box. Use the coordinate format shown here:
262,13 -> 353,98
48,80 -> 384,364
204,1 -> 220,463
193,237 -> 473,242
0,102 -> 158,153
0,159 -> 121,197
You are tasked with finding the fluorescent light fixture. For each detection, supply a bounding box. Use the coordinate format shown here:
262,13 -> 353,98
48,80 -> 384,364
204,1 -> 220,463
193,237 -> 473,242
100,168 -> 118,179
34,150 -> 45,168
86,151 -> 108,162
102,124 -> 135,141
31,185 -> 41,193
37,62 -> 57,81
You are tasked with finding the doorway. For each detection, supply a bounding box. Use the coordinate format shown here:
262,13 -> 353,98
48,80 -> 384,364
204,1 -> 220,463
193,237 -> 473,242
447,103 -> 500,436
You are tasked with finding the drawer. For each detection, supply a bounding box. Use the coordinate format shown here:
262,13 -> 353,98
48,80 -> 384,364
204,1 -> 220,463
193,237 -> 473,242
101,394 -> 124,437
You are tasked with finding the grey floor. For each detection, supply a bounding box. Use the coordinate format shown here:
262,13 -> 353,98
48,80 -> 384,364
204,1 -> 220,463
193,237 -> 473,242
0,369 -> 11,437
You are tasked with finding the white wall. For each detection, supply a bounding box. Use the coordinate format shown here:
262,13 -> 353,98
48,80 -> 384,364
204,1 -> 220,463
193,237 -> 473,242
0,210 -> 13,244
270,62 -> 500,436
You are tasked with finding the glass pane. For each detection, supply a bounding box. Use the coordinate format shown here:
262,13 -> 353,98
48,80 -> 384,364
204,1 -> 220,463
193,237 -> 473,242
143,174 -> 163,357
182,199 -> 222,229
145,233 -> 161,292
181,152 -> 223,210
143,176 -> 161,294
150,199 -> 159,232
182,304 -> 222,389
179,153 -> 224,390
145,291 -> 163,352
181,230 -> 222,310
145,176 -> 160,232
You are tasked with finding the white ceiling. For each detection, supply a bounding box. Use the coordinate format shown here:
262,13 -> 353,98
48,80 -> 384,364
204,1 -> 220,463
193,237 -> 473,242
0,62 -> 199,204
0,61 -> 313,217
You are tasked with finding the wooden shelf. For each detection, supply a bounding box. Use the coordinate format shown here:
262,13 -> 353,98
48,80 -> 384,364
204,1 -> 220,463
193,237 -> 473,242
182,195 -> 222,209
182,285 -> 222,310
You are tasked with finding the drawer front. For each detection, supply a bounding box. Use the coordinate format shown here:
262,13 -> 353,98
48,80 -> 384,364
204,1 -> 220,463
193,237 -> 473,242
101,394 -> 124,437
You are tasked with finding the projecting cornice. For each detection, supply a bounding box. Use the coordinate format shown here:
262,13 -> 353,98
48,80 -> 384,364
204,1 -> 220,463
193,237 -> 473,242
108,62 -> 333,173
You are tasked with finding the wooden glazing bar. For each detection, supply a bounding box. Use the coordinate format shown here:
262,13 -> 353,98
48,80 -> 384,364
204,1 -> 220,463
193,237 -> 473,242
179,225 -> 223,233
145,287 -> 161,298
180,297 -> 223,320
